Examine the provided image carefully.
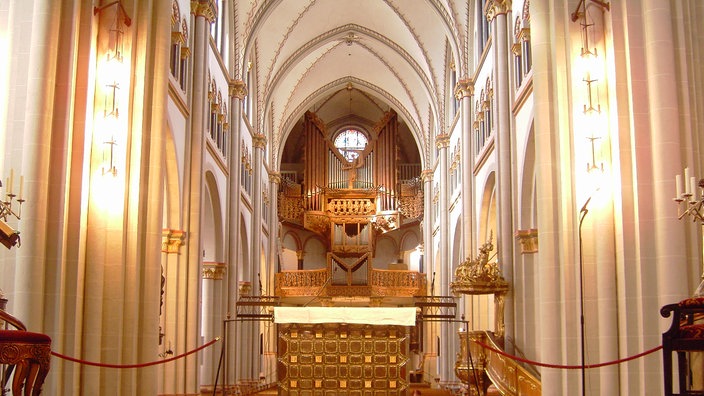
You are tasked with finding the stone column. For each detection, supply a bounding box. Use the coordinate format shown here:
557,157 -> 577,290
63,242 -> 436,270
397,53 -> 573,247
249,132 -> 266,380
435,133 -> 452,379
227,79 -> 246,387
182,1 -> 216,393
201,263 -> 226,388
642,0 -> 688,391
487,0 -> 515,351
456,79 -> 475,258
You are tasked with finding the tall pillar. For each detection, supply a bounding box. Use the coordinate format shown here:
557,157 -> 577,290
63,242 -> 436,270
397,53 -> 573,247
227,79 -> 246,387
182,1 -> 216,393
531,0 -> 568,391
642,0 -> 688,392
435,133 -> 452,380
249,132 -> 267,381
487,0 -> 515,350
456,79 -> 475,258
201,263 -> 226,387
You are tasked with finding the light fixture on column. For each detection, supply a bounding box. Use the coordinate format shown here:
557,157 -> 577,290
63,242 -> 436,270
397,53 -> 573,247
0,169 -> 24,248
94,1 -> 131,177
673,168 -> 704,296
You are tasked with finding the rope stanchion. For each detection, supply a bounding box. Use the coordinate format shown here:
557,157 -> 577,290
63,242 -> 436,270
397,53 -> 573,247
473,340 -> 662,370
50,337 -> 220,369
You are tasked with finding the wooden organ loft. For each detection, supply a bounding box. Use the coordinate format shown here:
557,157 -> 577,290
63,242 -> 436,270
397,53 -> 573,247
276,110 -> 425,304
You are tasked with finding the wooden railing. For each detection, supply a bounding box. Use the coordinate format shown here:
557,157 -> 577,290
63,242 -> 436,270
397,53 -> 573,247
274,268 -> 426,298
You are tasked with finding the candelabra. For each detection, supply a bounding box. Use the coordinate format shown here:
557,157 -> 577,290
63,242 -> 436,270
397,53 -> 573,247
0,170 -> 24,249
0,170 -> 24,222
674,167 -> 704,296
674,167 -> 704,222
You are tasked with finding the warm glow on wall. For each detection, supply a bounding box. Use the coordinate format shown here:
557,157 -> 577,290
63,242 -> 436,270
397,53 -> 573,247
93,1 -> 131,178
572,1 -> 610,208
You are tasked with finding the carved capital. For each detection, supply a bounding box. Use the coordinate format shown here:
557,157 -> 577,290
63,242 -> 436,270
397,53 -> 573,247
486,0 -> 512,22
202,262 -> 226,280
162,229 -> 186,254
515,228 -> 538,254
435,134 -> 450,149
420,169 -> 434,182
252,133 -> 267,149
454,79 -> 474,100
191,0 -> 217,23
229,80 -> 248,100
269,172 -> 281,184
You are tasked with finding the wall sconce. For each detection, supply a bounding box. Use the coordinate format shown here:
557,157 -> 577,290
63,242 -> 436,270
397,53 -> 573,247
0,169 -> 24,249
94,1 -> 131,177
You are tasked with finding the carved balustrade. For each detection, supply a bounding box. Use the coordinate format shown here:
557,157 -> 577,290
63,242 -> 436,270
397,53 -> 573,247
275,269 -> 328,297
370,269 -> 426,297
274,268 -> 426,298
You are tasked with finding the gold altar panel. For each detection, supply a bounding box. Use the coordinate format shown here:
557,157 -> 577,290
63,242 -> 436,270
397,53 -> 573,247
278,323 -> 409,395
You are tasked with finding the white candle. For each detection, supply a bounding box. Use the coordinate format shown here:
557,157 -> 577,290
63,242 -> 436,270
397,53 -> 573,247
19,176 -> 23,199
676,174 -> 683,198
691,176 -> 698,201
8,168 -> 13,195
685,167 -> 690,194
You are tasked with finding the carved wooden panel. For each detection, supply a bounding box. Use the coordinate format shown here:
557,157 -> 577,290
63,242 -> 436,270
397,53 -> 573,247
278,323 -> 409,395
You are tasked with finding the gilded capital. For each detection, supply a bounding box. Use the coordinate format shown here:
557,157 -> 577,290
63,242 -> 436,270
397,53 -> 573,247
191,0 -> 217,23
162,229 -> 186,254
253,133 -> 267,149
420,169 -> 434,182
202,262 -> 226,280
486,0 -> 512,22
269,172 -> 282,184
435,134 -> 450,149
454,79 -> 474,100
229,80 -> 248,100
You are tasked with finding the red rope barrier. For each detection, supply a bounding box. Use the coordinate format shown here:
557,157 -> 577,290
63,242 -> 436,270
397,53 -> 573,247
50,337 -> 220,369
473,341 -> 662,370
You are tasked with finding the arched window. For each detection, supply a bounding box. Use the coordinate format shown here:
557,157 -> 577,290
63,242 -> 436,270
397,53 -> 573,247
334,129 -> 368,162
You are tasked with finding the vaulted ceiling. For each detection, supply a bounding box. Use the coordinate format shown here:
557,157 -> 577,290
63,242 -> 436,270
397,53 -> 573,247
235,0 -> 472,167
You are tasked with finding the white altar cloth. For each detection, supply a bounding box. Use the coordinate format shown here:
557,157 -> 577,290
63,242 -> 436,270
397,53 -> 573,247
273,306 -> 416,326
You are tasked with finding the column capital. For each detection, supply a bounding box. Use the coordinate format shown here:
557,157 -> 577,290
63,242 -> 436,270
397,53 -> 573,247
162,229 -> 186,254
420,169 -> 434,182
202,262 -> 226,280
191,0 -> 217,23
229,80 -> 248,100
252,133 -> 267,149
269,172 -> 281,184
435,134 -> 450,149
486,0 -> 512,22
454,79 -> 474,100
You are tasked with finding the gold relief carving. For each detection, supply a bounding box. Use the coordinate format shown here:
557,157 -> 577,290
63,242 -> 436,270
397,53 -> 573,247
278,193 -> 304,224
180,46 -> 191,59
450,233 -> 509,295
290,355 -> 297,363
229,80 -> 247,99
162,229 -> 186,254
275,268 -> 328,297
435,134 -> 450,149
252,133 -> 267,149
190,0 -> 216,23
515,228 -> 538,254
327,198 -> 375,216
372,214 -> 398,233
340,379 -> 347,388
370,269 -> 426,297
454,78 -> 474,100
365,380 -> 371,388
486,0 -> 512,22
303,212 -> 330,236
202,262 -> 226,280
